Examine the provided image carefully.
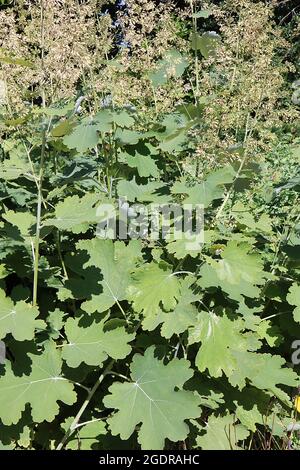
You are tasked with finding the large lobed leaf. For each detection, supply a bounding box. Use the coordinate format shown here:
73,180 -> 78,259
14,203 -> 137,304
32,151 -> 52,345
0,342 -> 76,425
62,315 -> 135,368
104,346 -> 201,449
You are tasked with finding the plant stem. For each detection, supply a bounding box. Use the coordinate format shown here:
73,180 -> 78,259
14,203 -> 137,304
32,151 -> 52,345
190,0 -> 199,104
56,230 -> 69,280
145,38 -> 158,115
32,129 -> 46,307
56,359 -> 114,450
215,148 -> 248,220
32,0 -> 47,307
74,417 -> 104,430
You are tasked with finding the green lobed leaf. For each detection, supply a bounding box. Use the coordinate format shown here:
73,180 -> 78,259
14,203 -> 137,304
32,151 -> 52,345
104,346 -> 201,449
189,312 -> 249,378
61,315 -> 135,367
76,238 -> 143,313
128,262 -> 181,318
43,193 -> 108,233
0,342 -> 77,425
0,289 -> 44,341
287,283 -> 300,323
196,414 -> 249,450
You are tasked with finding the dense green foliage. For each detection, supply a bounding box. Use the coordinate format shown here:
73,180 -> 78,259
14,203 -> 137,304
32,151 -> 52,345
0,0 -> 299,451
